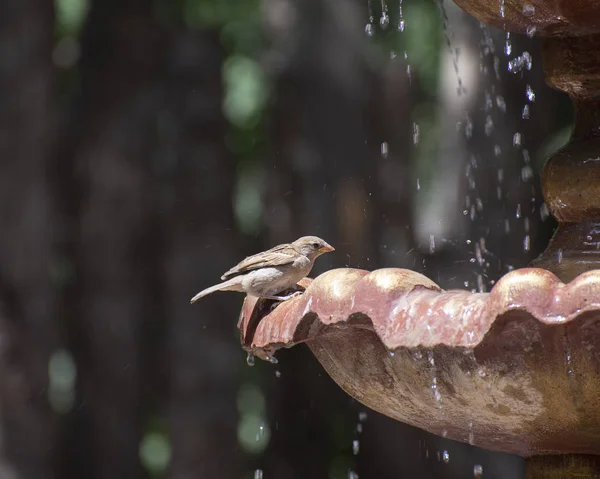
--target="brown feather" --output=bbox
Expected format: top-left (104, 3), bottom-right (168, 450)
top-left (220, 243), bottom-right (297, 280)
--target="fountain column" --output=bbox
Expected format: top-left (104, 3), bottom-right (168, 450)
top-left (534, 34), bottom-right (600, 281)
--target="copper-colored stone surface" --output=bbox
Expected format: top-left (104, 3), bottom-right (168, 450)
top-left (532, 222), bottom-right (600, 282)
top-left (452, 0), bottom-right (600, 36)
top-left (239, 268), bottom-right (600, 456)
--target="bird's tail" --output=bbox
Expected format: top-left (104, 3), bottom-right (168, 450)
top-left (190, 277), bottom-right (241, 304)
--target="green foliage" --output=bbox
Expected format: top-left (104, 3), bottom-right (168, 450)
top-left (140, 419), bottom-right (171, 477)
top-left (223, 56), bottom-right (269, 128)
top-left (365, 0), bottom-right (442, 91)
top-left (55, 0), bottom-right (88, 36)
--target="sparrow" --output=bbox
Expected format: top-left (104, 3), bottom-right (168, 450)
top-left (190, 236), bottom-right (334, 303)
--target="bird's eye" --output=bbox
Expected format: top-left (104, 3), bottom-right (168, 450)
top-left (312, 242), bottom-right (319, 248)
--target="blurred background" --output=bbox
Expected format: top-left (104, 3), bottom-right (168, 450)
top-left (1, 0), bottom-right (573, 477)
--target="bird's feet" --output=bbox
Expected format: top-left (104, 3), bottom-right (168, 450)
top-left (263, 291), bottom-right (303, 302)
top-left (264, 291), bottom-right (304, 311)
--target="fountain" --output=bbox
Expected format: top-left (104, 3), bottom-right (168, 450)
top-left (239, 1), bottom-right (600, 477)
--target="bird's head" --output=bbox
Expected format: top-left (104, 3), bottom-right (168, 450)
top-left (292, 236), bottom-right (335, 260)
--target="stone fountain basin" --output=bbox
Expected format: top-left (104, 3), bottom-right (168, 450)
top-left (238, 268), bottom-right (600, 457)
top-left (452, 0), bottom-right (600, 36)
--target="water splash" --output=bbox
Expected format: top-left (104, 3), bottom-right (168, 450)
top-left (508, 52), bottom-right (532, 73)
top-left (397, 0), bottom-right (405, 31)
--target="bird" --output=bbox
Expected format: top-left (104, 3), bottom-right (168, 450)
top-left (190, 236), bottom-right (334, 304)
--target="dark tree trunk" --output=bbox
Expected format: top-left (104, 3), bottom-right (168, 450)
top-left (0, 0), bottom-right (58, 477)
top-left (161, 31), bottom-right (242, 479)
top-left (62, 0), bottom-right (166, 477)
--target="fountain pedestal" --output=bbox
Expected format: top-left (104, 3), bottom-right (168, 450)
top-left (533, 34), bottom-right (600, 281)
top-left (237, 1), bottom-right (600, 478)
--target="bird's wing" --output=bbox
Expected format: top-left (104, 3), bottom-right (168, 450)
top-left (220, 243), bottom-right (297, 280)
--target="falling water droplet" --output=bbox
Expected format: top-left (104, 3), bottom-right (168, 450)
top-left (398, 1), bottom-right (406, 27)
top-left (540, 202), bottom-right (550, 220)
top-left (381, 141), bottom-right (389, 158)
top-left (523, 235), bottom-right (531, 252)
top-left (359, 411), bottom-right (368, 422)
top-left (416, 178), bottom-right (421, 190)
top-left (413, 123), bottom-right (420, 145)
top-left (349, 471), bottom-right (359, 479)
top-left (566, 350), bottom-right (574, 377)
top-left (352, 439), bottom-right (360, 455)
top-left (365, 23), bottom-right (375, 36)
top-left (522, 104), bottom-right (530, 119)
top-left (247, 353), bottom-right (255, 367)
top-left (380, 12), bottom-right (390, 29)
top-left (494, 145), bottom-right (502, 156)
top-left (557, 248), bottom-right (563, 263)
top-left (526, 25), bottom-right (537, 38)
top-left (526, 84), bottom-right (536, 102)
top-left (474, 464), bottom-right (484, 477)
top-left (275, 370), bottom-right (281, 378)
top-left (429, 234), bottom-right (436, 254)
top-left (513, 132), bottom-right (522, 146)
top-left (516, 203), bottom-right (522, 218)
top-left (504, 32), bottom-right (511, 56)
top-left (499, 0), bottom-right (506, 18)
top-left (266, 355), bottom-right (278, 364)
top-left (443, 450), bottom-right (450, 463)
top-left (254, 469), bottom-right (264, 479)
top-left (465, 118), bottom-right (473, 139)
top-left (496, 95), bottom-right (506, 112)
top-left (484, 115), bottom-right (494, 136)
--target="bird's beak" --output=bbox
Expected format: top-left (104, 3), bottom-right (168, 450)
top-left (319, 244), bottom-right (335, 253)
